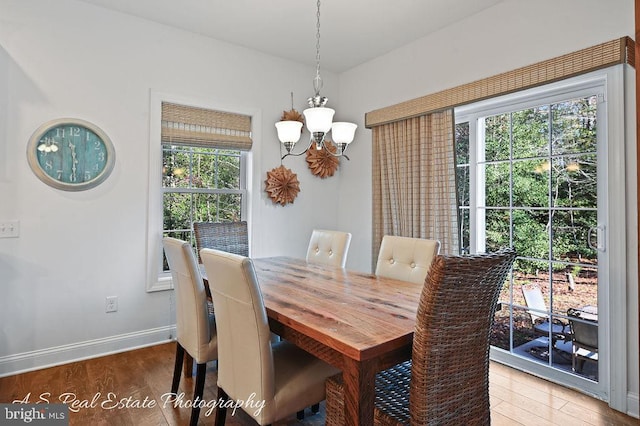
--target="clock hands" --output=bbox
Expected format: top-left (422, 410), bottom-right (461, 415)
top-left (68, 141), bottom-right (78, 182)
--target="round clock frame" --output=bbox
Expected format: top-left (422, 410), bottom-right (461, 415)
top-left (26, 118), bottom-right (115, 191)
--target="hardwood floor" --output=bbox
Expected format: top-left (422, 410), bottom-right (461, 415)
top-left (0, 342), bottom-right (636, 425)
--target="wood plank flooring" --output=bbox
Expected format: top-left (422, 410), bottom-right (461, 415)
top-left (0, 342), bottom-right (636, 425)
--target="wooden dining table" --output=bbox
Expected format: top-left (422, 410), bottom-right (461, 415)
top-left (202, 256), bottom-right (423, 426)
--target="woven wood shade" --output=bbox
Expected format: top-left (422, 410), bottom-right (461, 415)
top-left (161, 102), bottom-right (252, 150)
top-left (366, 37), bottom-right (635, 128)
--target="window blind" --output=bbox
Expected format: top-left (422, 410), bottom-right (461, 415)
top-left (366, 37), bottom-right (635, 128)
top-left (161, 102), bottom-right (252, 150)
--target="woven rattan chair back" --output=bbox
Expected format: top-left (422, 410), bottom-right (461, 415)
top-left (193, 221), bottom-right (248, 263)
top-left (325, 248), bottom-right (516, 425)
top-left (408, 248), bottom-right (516, 424)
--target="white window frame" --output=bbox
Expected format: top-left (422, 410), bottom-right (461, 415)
top-left (455, 66), bottom-right (629, 408)
top-left (146, 91), bottom-right (255, 292)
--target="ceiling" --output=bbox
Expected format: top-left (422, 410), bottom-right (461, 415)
top-left (76, 0), bottom-right (504, 73)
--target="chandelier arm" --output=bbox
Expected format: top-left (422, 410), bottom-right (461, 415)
top-left (325, 144), bottom-right (351, 161)
top-left (327, 152), bottom-right (350, 160)
top-left (280, 138), bottom-right (315, 160)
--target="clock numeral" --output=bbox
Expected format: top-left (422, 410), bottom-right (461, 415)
top-left (97, 151), bottom-right (105, 162)
top-left (56, 128), bottom-right (65, 138)
top-left (44, 160), bottom-right (53, 171)
top-left (69, 172), bottom-right (77, 182)
top-left (71, 127), bottom-right (81, 137)
top-left (57, 169), bottom-right (63, 179)
top-left (85, 171), bottom-right (92, 180)
top-left (94, 163), bottom-right (100, 171)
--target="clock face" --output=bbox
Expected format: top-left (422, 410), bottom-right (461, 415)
top-left (27, 118), bottom-right (115, 191)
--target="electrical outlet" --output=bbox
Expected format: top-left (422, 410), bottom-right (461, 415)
top-left (0, 221), bottom-right (19, 238)
top-left (105, 296), bottom-right (118, 313)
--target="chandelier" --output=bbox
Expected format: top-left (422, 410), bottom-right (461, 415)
top-left (275, 0), bottom-right (357, 160)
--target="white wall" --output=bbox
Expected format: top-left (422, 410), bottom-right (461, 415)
top-left (337, 0), bottom-right (637, 416)
top-left (0, 0), bottom-right (342, 373)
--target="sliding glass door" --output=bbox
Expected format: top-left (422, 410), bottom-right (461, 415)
top-left (455, 79), bottom-right (607, 396)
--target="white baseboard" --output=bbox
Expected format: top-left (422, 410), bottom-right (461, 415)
top-left (0, 326), bottom-right (176, 378)
top-left (627, 392), bottom-right (639, 419)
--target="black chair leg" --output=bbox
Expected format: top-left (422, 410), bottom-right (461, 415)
top-left (296, 410), bottom-right (305, 420)
top-left (190, 363), bottom-right (207, 426)
top-left (215, 387), bottom-right (228, 426)
top-left (311, 403), bottom-right (320, 414)
top-left (171, 343), bottom-right (185, 395)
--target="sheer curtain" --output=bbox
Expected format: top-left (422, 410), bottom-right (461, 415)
top-left (372, 109), bottom-right (459, 268)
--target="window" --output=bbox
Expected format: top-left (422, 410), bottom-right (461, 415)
top-left (146, 95), bottom-right (252, 291)
top-left (161, 144), bottom-right (245, 270)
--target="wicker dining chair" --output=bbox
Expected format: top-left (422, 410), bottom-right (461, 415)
top-left (325, 248), bottom-right (517, 425)
top-left (193, 221), bottom-right (249, 262)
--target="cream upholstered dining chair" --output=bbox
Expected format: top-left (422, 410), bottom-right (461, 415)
top-left (326, 249), bottom-right (517, 425)
top-left (162, 237), bottom-right (218, 426)
top-left (200, 248), bottom-right (340, 426)
top-left (375, 235), bottom-right (440, 284)
top-left (305, 229), bottom-right (352, 268)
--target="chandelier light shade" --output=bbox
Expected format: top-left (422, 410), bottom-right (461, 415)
top-left (331, 122), bottom-right (357, 145)
top-left (303, 107), bottom-right (334, 133)
top-left (275, 121), bottom-right (302, 143)
top-left (276, 0), bottom-right (357, 160)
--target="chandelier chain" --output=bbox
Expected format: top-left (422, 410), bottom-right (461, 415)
top-left (313, 0), bottom-right (322, 95)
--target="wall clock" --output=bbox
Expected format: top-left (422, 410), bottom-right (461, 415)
top-left (27, 118), bottom-right (115, 191)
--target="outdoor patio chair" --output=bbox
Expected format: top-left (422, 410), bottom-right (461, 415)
top-left (521, 285), bottom-right (569, 341)
top-left (567, 309), bottom-right (598, 375)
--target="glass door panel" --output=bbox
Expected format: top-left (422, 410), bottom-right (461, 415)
top-left (459, 94), bottom-right (602, 384)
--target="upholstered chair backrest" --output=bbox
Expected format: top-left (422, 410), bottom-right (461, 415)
top-left (375, 235), bottom-right (440, 284)
top-left (305, 229), bottom-right (352, 268)
top-left (200, 248), bottom-right (276, 409)
top-left (162, 237), bottom-right (213, 364)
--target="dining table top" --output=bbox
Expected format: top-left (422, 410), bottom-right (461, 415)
top-left (249, 256), bottom-right (423, 362)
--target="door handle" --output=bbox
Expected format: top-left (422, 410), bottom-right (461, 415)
top-left (588, 225), bottom-right (605, 252)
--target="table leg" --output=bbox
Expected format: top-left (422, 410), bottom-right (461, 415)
top-left (342, 357), bottom-right (375, 426)
top-left (183, 353), bottom-right (194, 377)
